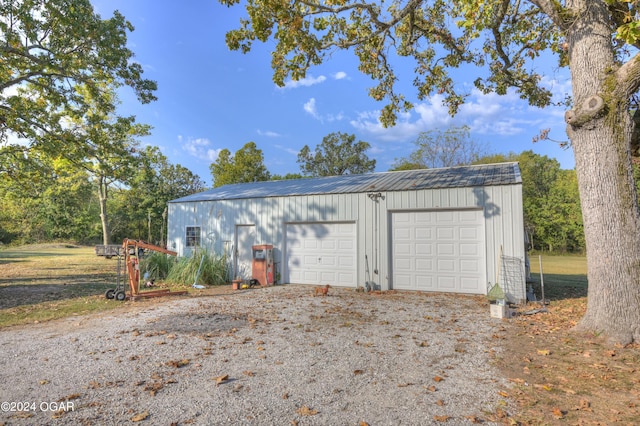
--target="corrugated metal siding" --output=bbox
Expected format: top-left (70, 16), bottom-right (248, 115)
top-left (167, 163), bottom-right (525, 302)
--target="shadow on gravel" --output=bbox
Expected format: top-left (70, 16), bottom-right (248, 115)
top-left (145, 312), bottom-right (248, 336)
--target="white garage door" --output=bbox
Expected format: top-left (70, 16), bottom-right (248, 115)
top-left (286, 222), bottom-right (356, 287)
top-left (391, 210), bottom-right (486, 294)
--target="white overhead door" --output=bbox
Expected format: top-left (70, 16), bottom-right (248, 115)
top-left (391, 210), bottom-right (486, 294)
top-left (286, 222), bottom-right (356, 287)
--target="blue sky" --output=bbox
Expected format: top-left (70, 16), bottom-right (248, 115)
top-left (92, 0), bottom-right (574, 187)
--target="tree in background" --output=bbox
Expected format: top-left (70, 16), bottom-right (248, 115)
top-left (0, 0), bottom-right (156, 160)
top-left (391, 126), bottom-right (485, 170)
top-left (210, 142), bottom-right (271, 187)
top-left (220, 0), bottom-right (640, 343)
top-left (271, 172), bottom-right (304, 181)
top-left (63, 86), bottom-right (150, 246)
top-left (297, 132), bottom-right (376, 177)
top-left (474, 151), bottom-right (584, 253)
top-left (0, 151), bottom-right (100, 244)
top-left (120, 146), bottom-right (205, 245)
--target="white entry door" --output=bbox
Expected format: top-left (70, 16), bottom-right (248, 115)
top-left (235, 225), bottom-right (255, 280)
top-left (391, 210), bottom-right (486, 294)
top-left (286, 222), bottom-right (356, 287)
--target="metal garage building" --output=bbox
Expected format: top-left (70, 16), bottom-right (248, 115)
top-left (167, 162), bottom-right (526, 302)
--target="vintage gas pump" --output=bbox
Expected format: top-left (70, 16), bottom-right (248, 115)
top-left (252, 244), bottom-right (274, 286)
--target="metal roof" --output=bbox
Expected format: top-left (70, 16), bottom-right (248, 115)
top-left (170, 162), bottom-right (522, 203)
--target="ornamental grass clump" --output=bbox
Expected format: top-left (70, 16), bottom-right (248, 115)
top-left (166, 249), bottom-right (229, 286)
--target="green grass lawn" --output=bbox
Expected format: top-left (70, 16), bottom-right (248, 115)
top-left (0, 245), bottom-right (589, 328)
top-left (0, 244), bottom-right (128, 327)
top-left (528, 253), bottom-right (588, 300)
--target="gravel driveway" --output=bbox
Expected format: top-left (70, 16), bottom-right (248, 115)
top-left (0, 286), bottom-right (510, 425)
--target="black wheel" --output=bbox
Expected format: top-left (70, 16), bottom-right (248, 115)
top-left (105, 289), bottom-right (115, 300)
top-left (115, 291), bottom-right (126, 301)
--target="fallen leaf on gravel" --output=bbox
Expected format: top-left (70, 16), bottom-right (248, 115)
top-left (58, 393), bottom-right (80, 401)
top-left (360, 422), bottom-right (370, 426)
top-left (144, 381), bottom-right (163, 396)
top-left (552, 407), bottom-right (565, 419)
top-left (495, 408), bottom-right (508, 418)
top-left (464, 415), bottom-right (482, 424)
top-left (436, 399), bottom-right (445, 406)
top-left (433, 415), bottom-right (450, 422)
top-left (243, 370), bottom-right (255, 377)
top-left (498, 391), bottom-right (509, 397)
top-left (353, 369), bottom-right (364, 375)
top-left (39, 379), bottom-right (49, 385)
top-left (296, 405), bottom-right (318, 416)
top-left (537, 349), bottom-right (551, 356)
top-left (166, 359), bottom-right (190, 368)
top-left (214, 374), bottom-right (229, 385)
top-left (397, 382), bottom-right (413, 387)
top-left (51, 409), bottom-right (66, 419)
top-left (425, 385), bottom-right (437, 392)
top-left (131, 411), bottom-right (149, 422)
top-left (282, 392), bottom-right (289, 399)
top-left (433, 376), bottom-right (444, 382)
top-left (577, 399), bottom-right (592, 411)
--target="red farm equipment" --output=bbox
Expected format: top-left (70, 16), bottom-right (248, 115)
top-left (105, 239), bottom-right (187, 301)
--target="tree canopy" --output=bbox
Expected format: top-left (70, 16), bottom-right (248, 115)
top-left (297, 132), bottom-right (376, 176)
top-left (220, 0), bottom-right (640, 344)
top-left (210, 142), bottom-right (271, 187)
top-left (0, 0), bottom-right (156, 156)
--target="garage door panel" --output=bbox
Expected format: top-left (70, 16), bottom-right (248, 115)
top-left (395, 228), bottom-right (411, 239)
top-left (438, 259), bottom-right (456, 272)
top-left (436, 227), bottom-right (455, 240)
top-left (437, 276), bottom-right (456, 290)
top-left (395, 258), bottom-right (412, 270)
top-left (415, 258), bottom-right (433, 271)
top-left (459, 227), bottom-right (480, 240)
top-left (460, 259), bottom-right (480, 272)
top-left (416, 275), bottom-right (434, 290)
top-left (460, 243), bottom-right (480, 256)
top-left (392, 210), bottom-right (485, 294)
top-left (437, 243), bottom-right (456, 256)
top-left (460, 277), bottom-right (481, 291)
top-left (287, 222), bottom-right (356, 287)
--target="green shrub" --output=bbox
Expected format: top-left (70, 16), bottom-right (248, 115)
top-left (166, 249), bottom-right (230, 286)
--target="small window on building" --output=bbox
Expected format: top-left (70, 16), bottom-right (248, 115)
top-left (186, 226), bottom-right (201, 247)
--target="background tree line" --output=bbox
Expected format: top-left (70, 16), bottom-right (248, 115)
top-left (4, 123), bottom-right (631, 254)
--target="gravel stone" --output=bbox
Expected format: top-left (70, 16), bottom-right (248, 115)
top-left (0, 286), bottom-right (510, 425)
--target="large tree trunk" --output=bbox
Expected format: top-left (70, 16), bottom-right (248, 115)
top-left (566, 1), bottom-right (640, 344)
top-left (98, 175), bottom-right (111, 246)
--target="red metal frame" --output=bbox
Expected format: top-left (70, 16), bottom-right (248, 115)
top-left (121, 239), bottom-right (187, 300)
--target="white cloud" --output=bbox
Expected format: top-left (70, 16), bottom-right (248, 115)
top-left (350, 88), bottom-right (566, 143)
top-left (333, 71), bottom-right (347, 80)
top-left (274, 144), bottom-right (299, 155)
top-left (280, 75), bottom-right (327, 89)
top-left (303, 98), bottom-right (345, 123)
top-left (180, 135), bottom-right (221, 162)
top-left (257, 129), bottom-right (282, 138)
top-left (303, 98), bottom-right (320, 119)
